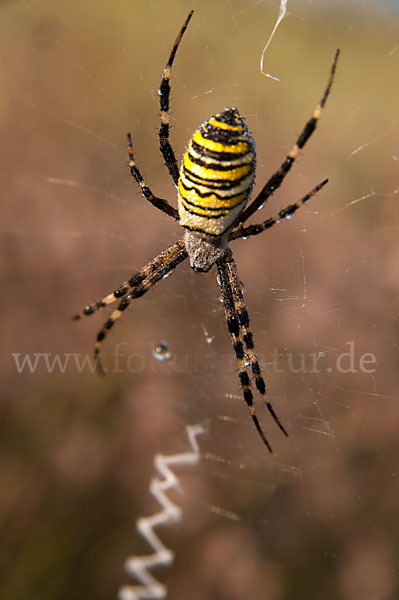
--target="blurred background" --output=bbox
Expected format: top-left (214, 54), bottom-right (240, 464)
top-left (1, 0), bottom-right (398, 598)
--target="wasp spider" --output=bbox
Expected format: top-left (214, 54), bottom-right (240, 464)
top-left (74, 11), bottom-right (339, 451)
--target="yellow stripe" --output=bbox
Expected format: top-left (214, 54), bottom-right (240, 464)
top-left (178, 181), bottom-right (246, 211)
top-left (192, 130), bottom-right (248, 154)
top-left (208, 117), bottom-right (244, 131)
top-left (181, 196), bottom-right (246, 217)
top-left (183, 154), bottom-right (251, 181)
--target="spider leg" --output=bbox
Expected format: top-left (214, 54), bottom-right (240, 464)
top-left (158, 10), bottom-right (194, 185)
top-left (216, 252), bottom-right (273, 452)
top-left (127, 133), bottom-right (179, 220)
top-left (236, 49), bottom-right (340, 226)
top-left (72, 241), bottom-right (185, 319)
top-left (92, 241), bottom-right (187, 373)
top-left (225, 251), bottom-right (288, 438)
top-left (230, 179), bottom-right (328, 241)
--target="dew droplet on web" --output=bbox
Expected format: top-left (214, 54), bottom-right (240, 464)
top-left (201, 323), bottom-right (214, 344)
top-left (153, 341), bottom-right (171, 361)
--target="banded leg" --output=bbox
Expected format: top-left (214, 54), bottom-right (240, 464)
top-left (158, 10), bottom-right (194, 185)
top-left (236, 49), bottom-right (340, 226)
top-left (225, 250), bottom-right (288, 438)
top-left (73, 241), bottom-right (185, 319)
top-left (94, 242), bottom-right (188, 373)
top-left (127, 133), bottom-right (179, 220)
top-left (230, 179), bottom-right (328, 241)
top-left (216, 254), bottom-right (273, 452)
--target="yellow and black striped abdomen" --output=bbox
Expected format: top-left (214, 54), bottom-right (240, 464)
top-left (178, 108), bottom-right (255, 236)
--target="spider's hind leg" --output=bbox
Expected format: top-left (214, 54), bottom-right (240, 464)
top-left (225, 252), bottom-right (288, 438)
top-left (217, 251), bottom-right (274, 452)
top-left (75, 241), bottom-right (187, 374)
top-left (93, 282), bottom-right (151, 375)
top-left (72, 240), bottom-right (188, 320)
top-left (73, 272), bottom-right (146, 320)
top-left (93, 241), bottom-right (187, 373)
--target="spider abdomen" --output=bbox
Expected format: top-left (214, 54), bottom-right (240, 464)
top-left (178, 107), bottom-right (255, 236)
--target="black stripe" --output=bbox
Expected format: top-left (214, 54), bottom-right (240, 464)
top-left (105, 318), bottom-right (114, 330)
top-left (182, 166), bottom-right (252, 189)
top-left (243, 332), bottom-right (254, 349)
top-left (227, 315), bottom-right (240, 336)
top-left (255, 377), bottom-right (266, 395)
top-left (159, 79), bottom-right (170, 112)
top-left (233, 341), bottom-right (245, 359)
top-left (251, 361), bottom-right (261, 376)
top-left (180, 198), bottom-right (228, 219)
top-left (239, 371), bottom-right (250, 386)
top-left (243, 388), bottom-right (252, 405)
top-left (238, 309), bottom-right (249, 327)
top-left (191, 141), bottom-right (251, 162)
top-left (297, 118), bottom-right (317, 149)
top-left (179, 178), bottom-right (248, 202)
top-left (180, 195), bottom-right (228, 215)
top-left (187, 150), bottom-right (254, 171)
top-left (159, 122), bottom-right (169, 138)
top-left (201, 123), bottom-right (248, 144)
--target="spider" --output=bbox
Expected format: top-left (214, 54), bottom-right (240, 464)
top-left (73, 11), bottom-right (339, 451)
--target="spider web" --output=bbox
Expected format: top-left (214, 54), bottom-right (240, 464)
top-left (1, 1), bottom-right (398, 599)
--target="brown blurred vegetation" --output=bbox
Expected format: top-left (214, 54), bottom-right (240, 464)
top-left (0, 0), bottom-right (398, 599)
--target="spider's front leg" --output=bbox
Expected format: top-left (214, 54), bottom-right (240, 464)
top-left (236, 49), bottom-right (339, 226)
top-left (158, 10), bottom-right (194, 185)
top-left (127, 11), bottom-right (194, 216)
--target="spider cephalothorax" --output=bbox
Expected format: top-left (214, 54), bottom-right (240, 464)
top-left (73, 11), bottom-right (339, 451)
